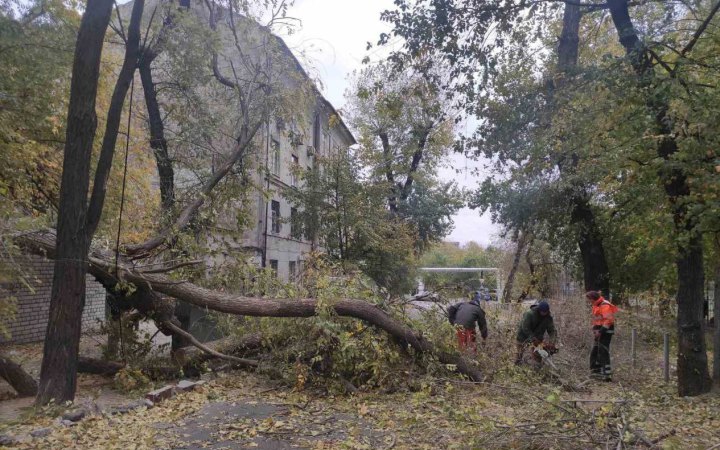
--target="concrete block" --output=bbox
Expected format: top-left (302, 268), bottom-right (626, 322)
top-left (145, 385), bottom-right (175, 403)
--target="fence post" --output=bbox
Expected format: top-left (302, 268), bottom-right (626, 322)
top-left (663, 333), bottom-right (670, 383)
top-left (631, 328), bottom-right (637, 369)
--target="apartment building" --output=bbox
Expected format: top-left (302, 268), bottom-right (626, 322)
top-left (126, 0), bottom-right (357, 283)
top-left (256, 99), bottom-right (355, 281)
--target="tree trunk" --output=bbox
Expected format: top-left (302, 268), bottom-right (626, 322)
top-left (85, 0), bottom-right (145, 236)
top-left (0, 354), bottom-right (38, 397)
top-left (675, 234), bottom-right (710, 395)
top-left (139, 56), bottom-right (174, 212)
top-left (503, 229), bottom-right (527, 303)
top-left (77, 357), bottom-right (125, 376)
top-left (572, 196), bottom-right (611, 295)
top-left (714, 263), bottom-right (720, 388)
top-left (36, 0), bottom-right (115, 405)
top-left (557, 2), bottom-right (581, 71)
top-left (607, 0), bottom-right (711, 396)
top-left (556, 1), bottom-right (611, 296)
top-left (518, 239), bottom-right (538, 301)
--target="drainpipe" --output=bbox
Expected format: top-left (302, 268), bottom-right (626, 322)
top-left (262, 119), bottom-right (270, 267)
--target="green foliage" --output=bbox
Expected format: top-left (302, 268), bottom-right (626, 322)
top-left (346, 61), bottom-right (463, 251)
top-left (285, 149), bottom-right (418, 297)
top-left (0, 0), bottom-right (78, 216)
top-left (213, 256), bottom-right (432, 391)
top-left (382, 0), bottom-right (720, 301)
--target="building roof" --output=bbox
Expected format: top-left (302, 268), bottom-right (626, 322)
top-left (269, 33), bottom-right (356, 146)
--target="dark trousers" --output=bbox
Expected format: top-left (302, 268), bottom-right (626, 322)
top-left (590, 331), bottom-right (613, 375)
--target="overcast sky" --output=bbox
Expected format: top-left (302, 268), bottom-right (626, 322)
top-left (278, 0), bottom-right (500, 246)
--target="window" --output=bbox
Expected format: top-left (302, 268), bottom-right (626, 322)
top-left (271, 139), bottom-right (280, 174)
top-left (271, 200), bottom-right (281, 234)
top-left (289, 261), bottom-right (296, 281)
top-left (290, 207), bottom-right (302, 240)
top-left (291, 154), bottom-right (299, 186)
top-left (269, 259), bottom-right (278, 275)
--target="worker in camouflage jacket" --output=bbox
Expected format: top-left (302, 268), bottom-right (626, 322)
top-left (515, 301), bottom-right (558, 365)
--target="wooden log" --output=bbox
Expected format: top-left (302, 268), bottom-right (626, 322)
top-left (77, 357), bottom-right (125, 376)
top-left (0, 354), bottom-right (38, 397)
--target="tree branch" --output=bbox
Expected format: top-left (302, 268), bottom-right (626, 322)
top-left (85, 0), bottom-right (145, 238)
top-left (162, 321), bottom-right (259, 368)
top-left (678, 0), bottom-right (720, 58)
top-left (126, 119), bottom-right (265, 256)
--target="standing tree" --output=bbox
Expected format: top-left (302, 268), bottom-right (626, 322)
top-left (346, 62), bottom-right (462, 250)
top-left (36, 0), bottom-right (146, 405)
top-left (603, 0), bottom-right (718, 396)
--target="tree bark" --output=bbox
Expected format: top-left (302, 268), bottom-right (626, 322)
top-left (379, 131), bottom-right (398, 213)
top-left (518, 238), bottom-right (538, 301)
top-left (503, 229), bottom-right (527, 303)
top-left (557, 2), bottom-right (581, 71)
top-left (139, 54), bottom-right (175, 212)
top-left (714, 263), bottom-right (720, 388)
top-left (36, 0), bottom-right (115, 406)
top-left (571, 195), bottom-right (611, 295)
top-left (77, 357), bottom-right (125, 376)
top-left (607, 0), bottom-right (711, 396)
top-left (85, 0), bottom-right (145, 236)
top-left (0, 354), bottom-right (38, 397)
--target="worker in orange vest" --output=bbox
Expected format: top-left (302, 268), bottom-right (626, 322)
top-left (587, 291), bottom-right (618, 381)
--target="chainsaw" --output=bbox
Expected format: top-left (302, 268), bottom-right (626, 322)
top-left (533, 343), bottom-right (559, 370)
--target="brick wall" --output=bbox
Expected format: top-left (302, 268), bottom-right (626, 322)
top-left (0, 255), bottom-right (106, 344)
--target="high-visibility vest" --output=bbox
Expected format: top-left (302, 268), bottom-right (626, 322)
top-left (592, 297), bottom-right (618, 328)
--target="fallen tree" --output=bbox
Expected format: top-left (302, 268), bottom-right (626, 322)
top-left (0, 354), bottom-right (38, 397)
top-left (18, 229), bottom-right (483, 382)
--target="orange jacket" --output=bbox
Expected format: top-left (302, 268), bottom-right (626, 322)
top-left (592, 297), bottom-right (618, 329)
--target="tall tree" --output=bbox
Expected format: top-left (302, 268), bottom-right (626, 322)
top-left (380, 0), bottom-right (612, 294)
top-left (36, 0), bottom-right (145, 404)
top-left (604, 0), bottom-right (716, 396)
top-left (346, 62), bottom-right (462, 250)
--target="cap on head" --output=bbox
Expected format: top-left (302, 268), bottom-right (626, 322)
top-left (586, 291), bottom-right (601, 301)
top-left (536, 301), bottom-right (550, 313)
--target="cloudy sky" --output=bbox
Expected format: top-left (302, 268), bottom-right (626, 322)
top-left (277, 0), bottom-right (500, 246)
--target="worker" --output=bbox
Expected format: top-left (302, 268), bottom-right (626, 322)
top-left (448, 296), bottom-right (488, 352)
top-left (515, 300), bottom-right (557, 365)
top-left (472, 290), bottom-right (484, 303)
top-left (587, 290), bottom-right (618, 381)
